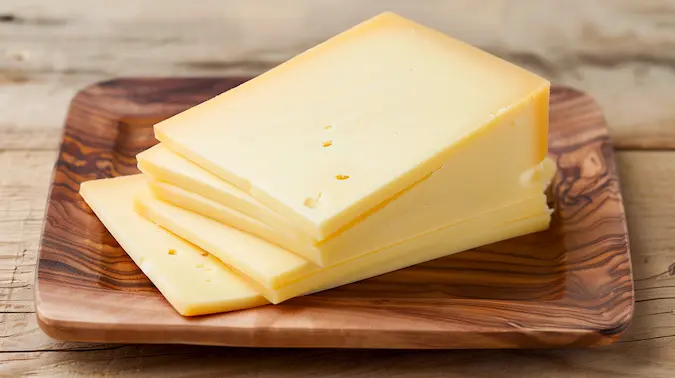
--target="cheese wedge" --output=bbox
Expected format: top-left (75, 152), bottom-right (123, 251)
top-left (139, 145), bottom-right (555, 266)
top-left (135, 187), bottom-right (551, 300)
top-left (153, 12), bottom-right (550, 245)
top-left (79, 175), bottom-right (267, 315)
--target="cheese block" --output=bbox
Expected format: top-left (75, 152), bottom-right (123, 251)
top-left (79, 175), bottom-right (267, 315)
top-left (135, 188), bottom-right (551, 300)
top-left (153, 12), bottom-right (550, 245)
top-left (139, 144), bottom-right (555, 266)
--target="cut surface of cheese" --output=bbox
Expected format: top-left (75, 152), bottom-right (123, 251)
top-left (146, 178), bottom-right (320, 263)
top-left (135, 187), bottom-right (551, 301)
top-left (148, 163), bottom-right (553, 268)
top-left (140, 143), bottom-right (556, 266)
top-left (137, 144), bottom-right (300, 239)
top-left (153, 11), bottom-right (550, 242)
top-left (79, 175), bottom-right (267, 316)
top-left (135, 188), bottom-right (317, 289)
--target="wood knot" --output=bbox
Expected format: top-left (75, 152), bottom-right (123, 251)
top-left (0, 14), bottom-right (17, 23)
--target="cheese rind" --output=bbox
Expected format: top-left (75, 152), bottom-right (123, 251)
top-left (154, 11), bottom-right (550, 241)
top-left (79, 175), bottom-right (267, 316)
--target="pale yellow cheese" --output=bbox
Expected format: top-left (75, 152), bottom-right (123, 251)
top-left (135, 186), bottom-right (316, 289)
top-left (147, 178), bottom-right (318, 259)
top-left (153, 12), bottom-right (550, 243)
top-left (139, 144), bottom-right (555, 266)
top-left (256, 213), bottom-right (550, 303)
top-left (135, 187), bottom-right (551, 300)
top-left (79, 175), bottom-right (267, 316)
top-left (137, 144), bottom-right (300, 239)
top-left (147, 160), bottom-right (553, 264)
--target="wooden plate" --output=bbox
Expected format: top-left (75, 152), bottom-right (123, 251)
top-left (35, 79), bottom-right (634, 349)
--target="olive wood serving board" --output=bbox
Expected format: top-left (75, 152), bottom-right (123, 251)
top-left (35, 79), bottom-right (634, 349)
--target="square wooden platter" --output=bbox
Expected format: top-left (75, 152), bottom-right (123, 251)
top-left (35, 78), bottom-right (634, 349)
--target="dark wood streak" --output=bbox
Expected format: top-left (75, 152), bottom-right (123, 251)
top-left (35, 79), bottom-right (633, 349)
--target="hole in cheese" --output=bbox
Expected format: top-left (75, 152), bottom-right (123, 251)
top-left (304, 192), bottom-right (323, 208)
top-left (168, 249), bottom-right (176, 255)
top-left (335, 174), bottom-right (350, 180)
top-left (201, 252), bottom-right (209, 257)
top-left (322, 140), bottom-right (333, 147)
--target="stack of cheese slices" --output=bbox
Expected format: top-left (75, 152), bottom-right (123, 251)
top-left (80, 12), bottom-right (556, 316)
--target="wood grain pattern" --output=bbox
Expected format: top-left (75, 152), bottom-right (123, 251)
top-left (34, 79), bottom-right (633, 349)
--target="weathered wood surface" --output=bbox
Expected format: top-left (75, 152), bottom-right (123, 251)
top-left (3, 0), bottom-right (675, 149)
top-left (1, 0), bottom-right (674, 376)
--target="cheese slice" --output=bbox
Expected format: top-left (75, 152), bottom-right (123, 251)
top-left (135, 186), bottom-right (316, 289)
top-left (256, 213), bottom-right (550, 303)
top-left (153, 12), bottom-right (550, 243)
top-left (147, 178), bottom-right (316, 257)
top-left (79, 175), bottom-right (267, 316)
top-left (135, 186), bottom-right (551, 299)
top-left (139, 144), bottom-right (555, 266)
top-left (137, 144), bottom-right (299, 239)
top-left (147, 164), bottom-right (553, 266)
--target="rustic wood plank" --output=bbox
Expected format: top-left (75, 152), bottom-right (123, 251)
top-left (616, 152), bottom-right (675, 344)
top-left (0, 150), bottom-right (56, 313)
top-left (0, 313), bottom-right (110, 352)
top-left (1, 339), bottom-right (675, 378)
top-left (0, 130), bottom-right (61, 151)
top-left (2, 0), bottom-right (675, 148)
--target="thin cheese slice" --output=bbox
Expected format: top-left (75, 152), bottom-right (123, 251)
top-left (147, 178), bottom-right (316, 257)
top-left (137, 144), bottom-right (299, 238)
top-left (154, 12), bottom-right (550, 242)
top-left (258, 213), bottom-right (550, 303)
top-left (135, 186), bottom-right (551, 299)
top-left (135, 186), bottom-right (316, 290)
top-left (139, 144), bottom-right (555, 266)
top-left (147, 171), bottom-right (553, 267)
top-left (79, 175), bottom-right (267, 316)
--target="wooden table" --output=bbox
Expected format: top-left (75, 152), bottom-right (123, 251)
top-left (1, 1), bottom-right (674, 376)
